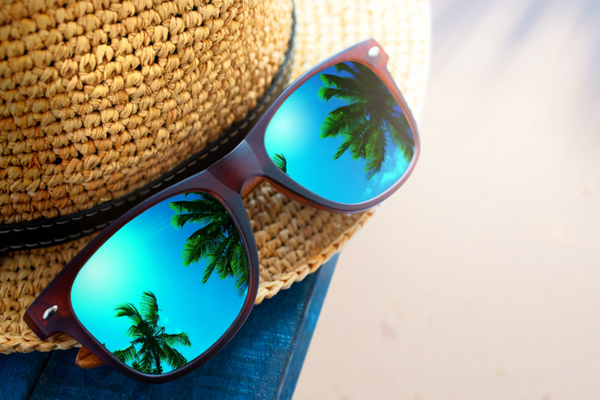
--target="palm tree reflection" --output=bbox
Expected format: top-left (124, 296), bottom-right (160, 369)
top-left (318, 62), bottom-right (414, 179)
top-left (273, 153), bottom-right (288, 174)
top-left (112, 291), bottom-right (191, 375)
top-left (170, 193), bottom-right (249, 296)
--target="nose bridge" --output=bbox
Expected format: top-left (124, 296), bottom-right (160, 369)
top-left (208, 140), bottom-right (264, 194)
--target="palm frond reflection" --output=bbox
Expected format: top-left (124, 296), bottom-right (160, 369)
top-left (170, 192), bottom-right (249, 297)
top-left (318, 62), bottom-right (413, 179)
top-left (112, 291), bottom-right (191, 375)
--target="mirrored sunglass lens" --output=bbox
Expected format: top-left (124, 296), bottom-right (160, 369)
top-left (71, 192), bottom-right (249, 375)
top-left (264, 61), bottom-right (415, 204)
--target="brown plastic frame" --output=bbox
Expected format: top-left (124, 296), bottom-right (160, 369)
top-left (23, 38), bottom-right (421, 384)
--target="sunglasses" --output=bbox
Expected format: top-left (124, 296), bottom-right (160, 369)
top-left (23, 39), bottom-right (421, 383)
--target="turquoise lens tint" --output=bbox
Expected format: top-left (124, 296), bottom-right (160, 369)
top-left (71, 192), bottom-right (249, 375)
top-left (265, 61), bottom-right (414, 204)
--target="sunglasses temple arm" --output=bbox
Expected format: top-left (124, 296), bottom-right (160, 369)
top-left (76, 346), bottom-right (106, 369)
top-left (240, 176), bottom-right (264, 198)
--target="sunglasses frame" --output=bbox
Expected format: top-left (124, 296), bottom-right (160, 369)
top-left (23, 38), bottom-right (421, 383)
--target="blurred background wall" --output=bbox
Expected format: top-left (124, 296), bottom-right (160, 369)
top-left (295, 0), bottom-right (600, 398)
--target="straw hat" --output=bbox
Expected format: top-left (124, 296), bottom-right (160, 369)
top-left (0, 0), bottom-right (429, 354)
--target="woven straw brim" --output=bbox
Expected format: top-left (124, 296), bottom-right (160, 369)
top-left (0, 0), bottom-right (429, 353)
top-left (0, 0), bottom-right (293, 223)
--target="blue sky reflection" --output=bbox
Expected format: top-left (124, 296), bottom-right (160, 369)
top-left (264, 62), bottom-right (413, 204)
top-left (71, 193), bottom-right (247, 374)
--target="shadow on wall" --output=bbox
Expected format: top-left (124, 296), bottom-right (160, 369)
top-left (432, 0), bottom-right (600, 115)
